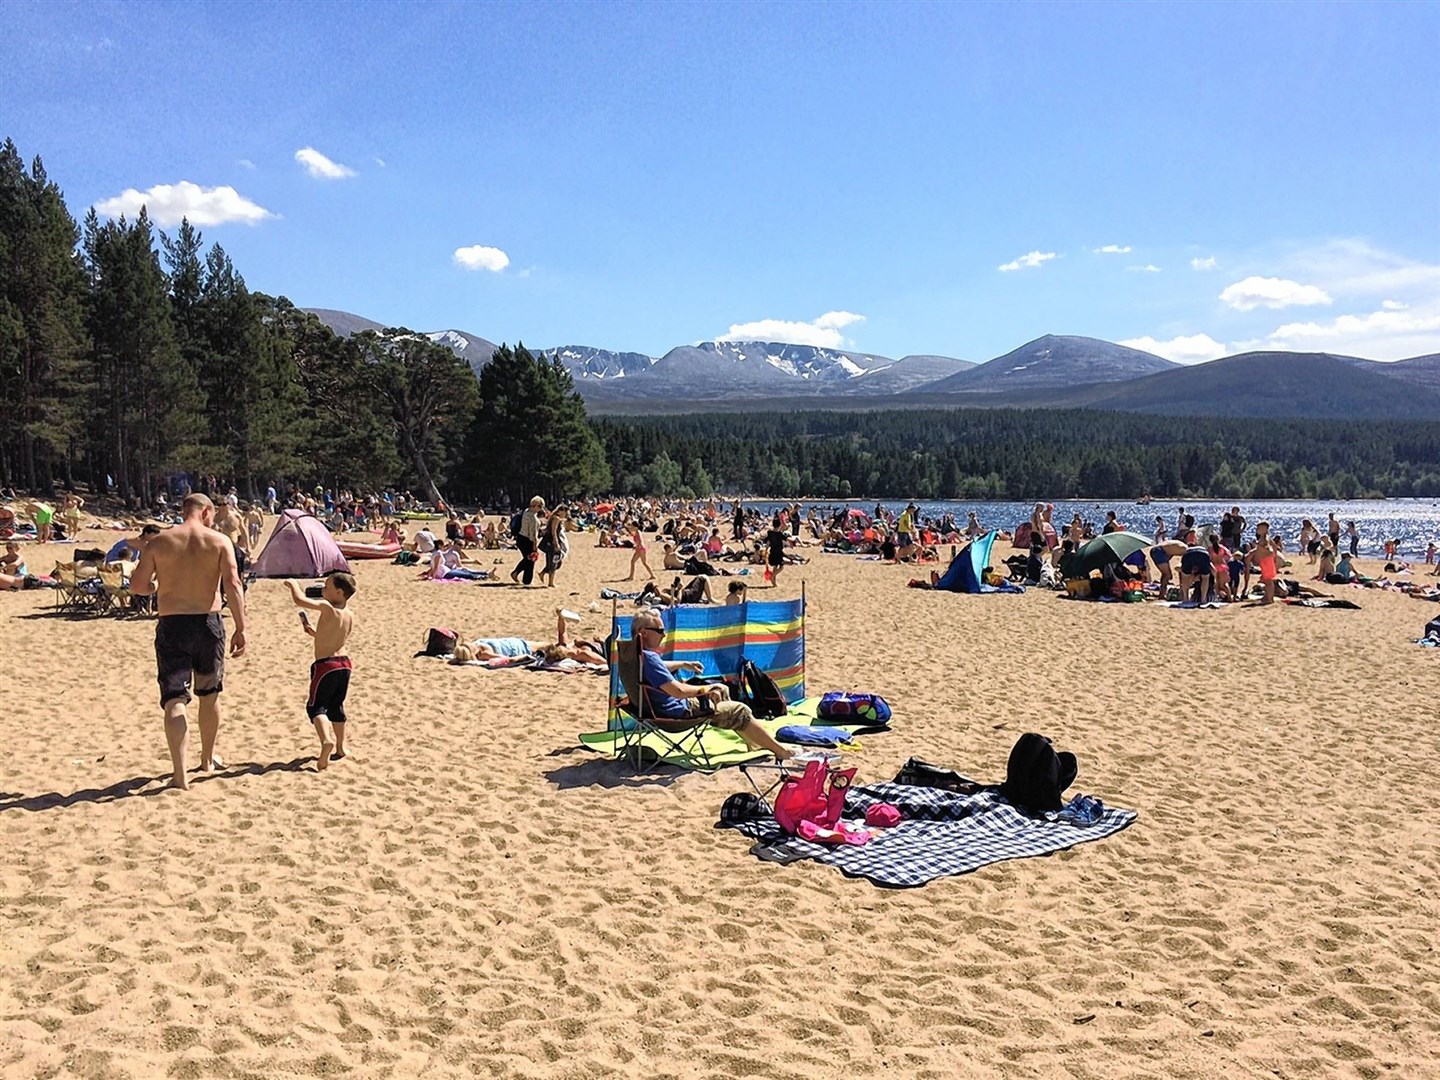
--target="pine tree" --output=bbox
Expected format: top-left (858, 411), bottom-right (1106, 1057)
top-left (83, 207), bottom-right (206, 501)
top-left (266, 296), bottom-right (401, 489)
top-left (0, 142), bottom-right (89, 489)
top-left (356, 328), bottom-right (478, 503)
top-left (467, 344), bottom-right (610, 506)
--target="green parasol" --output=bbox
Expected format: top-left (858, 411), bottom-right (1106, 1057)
top-left (1074, 531), bottom-right (1155, 576)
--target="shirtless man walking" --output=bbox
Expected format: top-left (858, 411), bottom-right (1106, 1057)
top-left (131, 494), bottom-right (247, 790)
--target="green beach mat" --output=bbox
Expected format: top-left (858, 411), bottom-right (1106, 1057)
top-left (578, 698), bottom-right (872, 772)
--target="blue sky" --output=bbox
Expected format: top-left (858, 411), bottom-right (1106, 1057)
top-left (4, 0), bottom-right (1438, 362)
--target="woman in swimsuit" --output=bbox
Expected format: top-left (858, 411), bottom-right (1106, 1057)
top-left (624, 522), bottom-right (654, 581)
top-left (1207, 534), bottom-right (1232, 601)
top-left (1249, 535), bottom-right (1282, 605)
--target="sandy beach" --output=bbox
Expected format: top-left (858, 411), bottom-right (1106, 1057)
top-left (3, 526), bottom-right (1438, 1079)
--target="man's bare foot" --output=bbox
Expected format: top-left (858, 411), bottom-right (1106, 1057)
top-left (168, 774), bottom-right (190, 791)
top-left (317, 737), bottom-right (335, 771)
top-left (197, 754), bottom-right (223, 773)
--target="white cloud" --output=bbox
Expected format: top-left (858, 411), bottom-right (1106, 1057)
top-left (93, 181), bottom-right (274, 227)
top-left (998, 250), bottom-right (1057, 272)
top-left (236, 158), bottom-right (255, 171)
top-left (1263, 303), bottom-right (1440, 360)
top-left (294, 147), bottom-right (356, 180)
top-left (452, 245), bottom-right (510, 272)
top-left (374, 157), bottom-right (386, 168)
top-left (1289, 238), bottom-right (1440, 296)
top-left (1220, 276), bottom-right (1332, 311)
top-left (1119, 333), bottom-right (1227, 364)
top-left (1128, 264), bottom-right (1162, 273)
top-left (717, 311), bottom-right (866, 348)
top-left (1094, 244), bottom-right (1131, 254)
top-left (1382, 299), bottom-right (1407, 311)
top-left (1190, 256), bottom-right (1217, 271)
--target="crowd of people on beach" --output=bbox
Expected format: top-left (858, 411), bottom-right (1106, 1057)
top-left (5, 481), bottom-right (1440, 788)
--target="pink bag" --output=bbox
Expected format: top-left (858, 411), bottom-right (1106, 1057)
top-left (773, 759), bottom-right (855, 834)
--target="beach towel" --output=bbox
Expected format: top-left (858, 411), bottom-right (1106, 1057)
top-left (578, 698), bottom-right (878, 771)
top-left (722, 781), bottom-right (1136, 887)
top-left (1285, 597), bottom-right (1362, 610)
top-left (775, 724), bottom-right (860, 747)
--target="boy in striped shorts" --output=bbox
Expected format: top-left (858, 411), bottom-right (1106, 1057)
top-left (287, 573), bottom-right (357, 770)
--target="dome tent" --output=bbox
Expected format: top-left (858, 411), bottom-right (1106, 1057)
top-left (251, 509), bottom-right (352, 578)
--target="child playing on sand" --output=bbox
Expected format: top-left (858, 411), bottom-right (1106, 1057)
top-left (287, 573), bottom-right (357, 770)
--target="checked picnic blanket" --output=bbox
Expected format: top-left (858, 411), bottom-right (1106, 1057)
top-left (722, 781), bottom-right (1137, 888)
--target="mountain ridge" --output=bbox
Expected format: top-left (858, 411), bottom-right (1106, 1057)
top-left (299, 309), bottom-right (1438, 421)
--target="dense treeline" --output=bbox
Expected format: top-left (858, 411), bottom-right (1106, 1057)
top-left (6, 137), bottom-right (1435, 507)
top-left (0, 139), bottom-right (607, 507)
top-left (592, 410), bottom-right (1440, 500)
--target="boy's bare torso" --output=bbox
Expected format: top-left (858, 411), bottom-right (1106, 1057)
top-left (312, 603), bottom-right (354, 659)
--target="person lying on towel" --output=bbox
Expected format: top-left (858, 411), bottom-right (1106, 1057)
top-left (631, 608), bottom-right (793, 761)
top-left (463, 609), bottom-right (607, 665)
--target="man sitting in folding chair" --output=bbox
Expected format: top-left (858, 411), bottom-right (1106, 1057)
top-left (631, 608), bottom-right (794, 761)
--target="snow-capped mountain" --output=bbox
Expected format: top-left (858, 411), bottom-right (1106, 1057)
top-left (424, 330), bottom-right (498, 374)
top-left (297, 309), bottom-right (1440, 418)
top-left (539, 346), bottom-right (657, 380)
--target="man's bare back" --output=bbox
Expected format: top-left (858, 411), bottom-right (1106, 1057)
top-left (134, 520), bottom-right (242, 621)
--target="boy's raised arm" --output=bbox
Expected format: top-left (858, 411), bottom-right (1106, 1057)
top-left (286, 579), bottom-right (326, 610)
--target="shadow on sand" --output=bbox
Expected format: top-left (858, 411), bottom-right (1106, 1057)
top-left (0, 756), bottom-right (316, 814)
top-left (542, 745), bottom-right (681, 791)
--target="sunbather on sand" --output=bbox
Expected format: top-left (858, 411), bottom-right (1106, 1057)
top-left (464, 610), bottom-right (607, 665)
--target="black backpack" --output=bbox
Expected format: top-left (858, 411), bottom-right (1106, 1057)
top-left (740, 658), bottom-right (788, 719)
top-left (999, 733), bottom-right (1078, 813)
top-left (509, 511), bottom-right (524, 536)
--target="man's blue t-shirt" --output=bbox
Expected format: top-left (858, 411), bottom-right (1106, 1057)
top-left (640, 649), bottom-right (689, 718)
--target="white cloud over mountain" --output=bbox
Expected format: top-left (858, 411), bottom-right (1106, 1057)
top-left (294, 147), bottom-right (356, 180)
top-left (1119, 333), bottom-right (1227, 364)
top-left (1263, 302), bottom-right (1440, 360)
top-left (717, 311), bottom-right (865, 348)
top-left (1094, 244), bottom-right (1131, 254)
top-left (1220, 276), bottom-right (1332, 311)
top-left (93, 181), bottom-right (273, 227)
top-left (998, 250), bottom-right (1056, 272)
top-left (452, 245), bottom-right (510, 272)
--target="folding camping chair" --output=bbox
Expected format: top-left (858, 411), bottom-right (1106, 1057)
top-left (53, 564), bottom-right (103, 615)
top-left (610, 635), bottom-right (718, 771)
top-left (96, 566), bottom-right (132, 617)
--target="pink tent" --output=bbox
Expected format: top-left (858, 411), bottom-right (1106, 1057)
top-left (251, 510), bottom-right (352, 578)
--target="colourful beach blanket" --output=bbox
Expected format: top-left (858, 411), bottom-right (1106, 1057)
top-left (578, 697), bottom-right (881, 771)
top-left (723, 781), bottom-right (1137, 887)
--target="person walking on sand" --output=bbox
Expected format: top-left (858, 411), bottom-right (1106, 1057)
top-left (129, 494), bottom-right (247, 790)
top-left (765, 514), bottom-right (788, 588)
top-left (511, 496), bottom-right (545, 586)
top-left (287, 573), bottom-right (356, 770)
top-left (539, 505), bottom-right (570, 587)
top-left (623, 521), bottom-right (654, 581)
